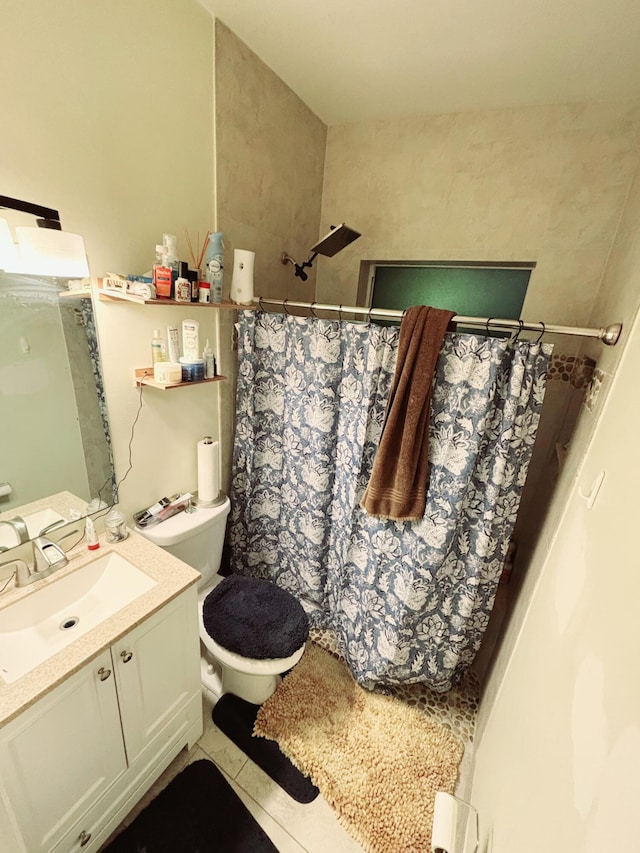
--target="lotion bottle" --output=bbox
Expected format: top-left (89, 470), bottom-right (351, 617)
top-left (85, 516), bottom-right (100, 551)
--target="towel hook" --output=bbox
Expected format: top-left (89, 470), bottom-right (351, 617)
top-left (535, 321), bottom-right (546, 344)
top-left (283, 299), bottom-right (291, 316)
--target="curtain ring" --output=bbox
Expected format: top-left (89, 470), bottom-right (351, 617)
top-left (338, 304), bottom-right (343, 321)
top-left (535, 321), bottom-right (546, 344)
top-left (258, 296), bottom-right (265, 313)
top-left (310, 301), bottom-right (318, 319)
top-left (283, 299), bottom-right (291, 316)
top-left (367, 305), bottom-right (374, 324)
top-left (511, 319), bottom-right (524, 341)
top-left (485, 317), bottom-right (494, 336)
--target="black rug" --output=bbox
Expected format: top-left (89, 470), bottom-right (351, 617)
top-left (213, 693), bottom-right (319, 804)
top-left (104, 759), bottom-right (278, 852)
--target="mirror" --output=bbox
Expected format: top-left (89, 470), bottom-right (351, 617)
top-left (0, 272), bottom-right (114, 548)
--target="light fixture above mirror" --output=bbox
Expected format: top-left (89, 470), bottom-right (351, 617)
top-left (0, 195), bottom-right (89, 279)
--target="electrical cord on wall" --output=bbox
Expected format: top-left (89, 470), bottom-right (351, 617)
top-left (92, 380), bottom-right (147, 523)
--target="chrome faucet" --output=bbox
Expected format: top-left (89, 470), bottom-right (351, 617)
top-left (0, 536), bottom-right (68, 589)
top-left (0, 515), bottom-right (29, 547)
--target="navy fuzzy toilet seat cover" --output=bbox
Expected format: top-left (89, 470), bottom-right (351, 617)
top-left (203, 575), bottom-right (309, 659)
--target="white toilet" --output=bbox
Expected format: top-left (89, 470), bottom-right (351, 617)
top-left (135, 497), bottom-right (306, 705)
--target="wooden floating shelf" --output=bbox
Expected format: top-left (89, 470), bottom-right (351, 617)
top-left (99, 287), bottom-right (242, 309)
top-left (134, 367), bottom-right (227, 390)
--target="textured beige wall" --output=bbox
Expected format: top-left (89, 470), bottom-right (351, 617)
top-left (213, 21), bottom-right (327, 492)
top-left (476, 152), bottom-right (640, 737)
top-left (470, 246), bottom-right (640, 853)
top-left (318, 100), bottom-right (640, 335)
top-left (215, 21), bottom-right (327, 304)
top-left (1, 0), bottom-right (217, 520)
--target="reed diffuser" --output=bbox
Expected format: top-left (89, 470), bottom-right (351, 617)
top-left (184, 228), bottom-right (211, 276)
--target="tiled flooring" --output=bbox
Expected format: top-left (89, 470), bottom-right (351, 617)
top-left (104, 643), bottom-right (478, 852)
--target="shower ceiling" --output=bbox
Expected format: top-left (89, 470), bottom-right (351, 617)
top-left (204, 0), bottom-right (640, 124)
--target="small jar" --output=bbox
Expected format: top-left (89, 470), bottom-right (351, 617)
top-left (198, 281), bottom-right (211, 303)
top-left (105, 509), bottom-right (128, 543)
top-left (179, 357), bottom-right (205, 381)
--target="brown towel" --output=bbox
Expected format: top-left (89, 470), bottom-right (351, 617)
top-left (360, 305), bottom-right (456, 521)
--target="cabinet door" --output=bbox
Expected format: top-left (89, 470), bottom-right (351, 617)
top-left (113, 588), bottom-right (200, 764)
top-left (0, 649), bottom-right (126, 853)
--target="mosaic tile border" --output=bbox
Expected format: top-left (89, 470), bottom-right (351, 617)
top-left (547, 353), bottom-right (596, 389)
top-left (584, 367), bottom-right (605, 412)
top-left (309, 628), bottom-right (479, 745)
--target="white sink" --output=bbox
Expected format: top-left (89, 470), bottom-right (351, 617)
top-left (0, 552), bottom-right (156, 683)
top-left (0, 508), bottom-right (67, 549)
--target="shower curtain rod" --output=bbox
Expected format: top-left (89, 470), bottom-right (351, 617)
top-left (252, 297), bottom-right (622, 345)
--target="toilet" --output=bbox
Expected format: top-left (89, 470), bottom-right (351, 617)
top-left (135, 497), bottom-right (308, 705)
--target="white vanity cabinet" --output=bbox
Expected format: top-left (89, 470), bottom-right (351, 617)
top-left (0, 586), bottom-right (202, 853)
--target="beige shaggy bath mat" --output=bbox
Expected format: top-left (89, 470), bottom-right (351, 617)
top-left (254, 643), bottom-right (464, 853)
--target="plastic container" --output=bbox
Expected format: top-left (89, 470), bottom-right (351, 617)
top-left (179, 357), bottom-right (205, 382)
top-left (154, 361), bottom-right (182, 385)
top-left (105, 509), bottom-right (128, 543)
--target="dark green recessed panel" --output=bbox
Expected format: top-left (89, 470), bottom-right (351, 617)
top-left (372, 266), bottom-right (530, 320)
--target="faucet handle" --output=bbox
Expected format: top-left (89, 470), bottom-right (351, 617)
top-left (32, 536), bottom-right (68, 572)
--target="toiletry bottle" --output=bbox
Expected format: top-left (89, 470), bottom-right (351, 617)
top-left (198, 281), bottom-right (211, 303)
top-left (151, 329), bottom-right (168, 363)
top-left (153, 244), bottom-right (172, 298)
top-left (188, 269), bottom-right (199, 302)
top-left (85, 516), bottom-right (100, 551)
top-left (167, 325), bottom-right (180, 362)
top-left (163, 233), bottom-right (179, 282)
top-left (203, 231), bottom-right (223, 304)
top-left (182, 319), bottom-right (200, 361)
top-left (203, 339), bottom-right (215, 378)
top-left (174, 261), bottom-right (191, 303)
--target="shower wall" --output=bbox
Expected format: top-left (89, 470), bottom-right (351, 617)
top-left (317, 100), bottom-right (640, 335)
top-left (317, 99), bottom-right (640, 679)
top-left (213, 21), bottom-right (327, 492)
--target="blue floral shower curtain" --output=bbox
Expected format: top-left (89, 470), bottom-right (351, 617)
top-left (229, 311), bottom-right (552, 692)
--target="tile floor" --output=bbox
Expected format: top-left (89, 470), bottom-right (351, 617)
top-left (103, 640), bottom-right (479, 852)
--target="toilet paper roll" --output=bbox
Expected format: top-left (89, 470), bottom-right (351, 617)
top-left (230, 248), bottom-right (255, 305)
top-left (197, 438), bottom-right (220, 504)
top-left (431, 792), bottom-right (478, 853)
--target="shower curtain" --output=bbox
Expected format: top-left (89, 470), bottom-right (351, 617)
top-left (229, 311), bottom-right (552, 692)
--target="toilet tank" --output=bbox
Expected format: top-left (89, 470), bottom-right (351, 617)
top-left (135, 496), bottom-right (230, 589)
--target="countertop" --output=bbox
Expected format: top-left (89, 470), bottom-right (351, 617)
top-left (0, 528), bottom-right (200, 728)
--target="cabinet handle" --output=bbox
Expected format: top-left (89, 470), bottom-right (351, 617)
top-left (120, 650), bottom-right (133, 663)
top-left (79, 829), bottom-right (92, 846)
top-left (98, 667), bottom-right (111, 681)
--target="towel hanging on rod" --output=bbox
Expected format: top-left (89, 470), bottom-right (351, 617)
top-left (251, 296), bottom-right (622, 345)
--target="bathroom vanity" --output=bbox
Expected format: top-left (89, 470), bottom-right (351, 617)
top-left (0, 522), bottom-right (202, 853)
